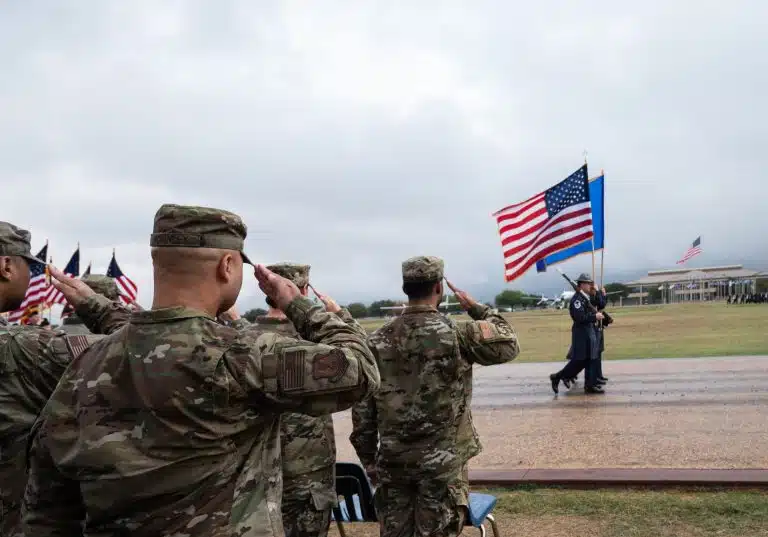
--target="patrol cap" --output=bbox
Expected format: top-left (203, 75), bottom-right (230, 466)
top-left (402, 255), bottom-right (444, 283)
top-left (81, 274), bottom-right (120, 300)
top-left (266, 263), bottom-right (310, 287)
top-left (576, 273), bottom-right (593, 283)
top-left (0, 221), bottom-right (44, 266)
top-left (150, 204), bottom-right (253, 264)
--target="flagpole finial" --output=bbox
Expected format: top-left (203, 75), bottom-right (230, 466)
top-left (583, 149), bottom-right (588, 164)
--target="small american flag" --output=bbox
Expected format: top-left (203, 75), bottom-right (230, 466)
top-left (676, 237), bottom-right (702, 264)
top-left (8, 244), bottom-right (49, 323)
top-left (493, 165), bottom-right (593, 282)
top-left (106, 250), bottom-right (138, 304)
top-left (45, 247), bottom-right (80, 306)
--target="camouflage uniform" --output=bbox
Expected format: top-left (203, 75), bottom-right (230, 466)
top-left (233, 263), bottom-right (369, 537)
top-left (350, 256), bottom-right (520, 537)
top-left (60, 274), bottom-right (121, 335)
top-left (0, 222), bottom-right (102, 536)
top-left (21, 205), bottom-right (380, 537)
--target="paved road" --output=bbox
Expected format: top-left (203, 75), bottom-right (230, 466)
top-left (334, 356), bottom-right (768, 469)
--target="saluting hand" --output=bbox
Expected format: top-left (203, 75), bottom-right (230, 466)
top-left (308, 284), bottom-right (341, 313)
top-left (254, 264), bottom-right (301, 311)
top-left (444, 279), bottom-right (477, 311)
top-left (48, 265), bottom-right (95, 308)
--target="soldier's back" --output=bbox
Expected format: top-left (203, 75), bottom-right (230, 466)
top-left (33, 309), bottom-right (287, 536)
top-left (368, 306), bottom-right (473, 477)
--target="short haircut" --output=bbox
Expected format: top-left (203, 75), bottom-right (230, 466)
top-left (402, 279), bottom-right (439, 300)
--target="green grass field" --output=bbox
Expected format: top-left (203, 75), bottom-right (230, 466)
top-left (330, 487), bottom-right (768, 537)
top-left (356, 303), bottom-right (768, 362)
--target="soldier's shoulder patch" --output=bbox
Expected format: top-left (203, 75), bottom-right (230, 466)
top-left (312, 348), bottom-right (349, 382)
top-left (478, 321), bottom-right (494, 340)
top-left (64, 334), bottom-right (101, 359)
top-left (573, 299), bottom-right (582, 309)
top-left (281, 348), bottom-right (306, 391)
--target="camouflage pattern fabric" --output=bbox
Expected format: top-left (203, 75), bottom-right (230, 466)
top-left (374, 464), bottom-right (468, 537)
top-left (401, 256), bottom-right (444, 283)
top-left (80, 274), bottom-right (120, 301)
top-left (22, 293), bottom-right (379, 537)
top-left (266, 264), bottom-right (310, 289)
top-left (349, 302), bottom-right (519, 537)
top-left (0, 319), bottom-right (101, 536)
top-left (235, 306), bottom-right (367, 537)
top-left (0, 221), bottom-right (43, 265)
top-left (60, 313), bottom-right (93, 335)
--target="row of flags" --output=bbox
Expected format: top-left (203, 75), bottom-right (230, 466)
top-left (493, 163), bottom-right (702, 282)
top-left (6, 246), bottom-right (137, 324)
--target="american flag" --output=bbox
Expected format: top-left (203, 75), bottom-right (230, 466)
top-left (106, 250), bottom-right (138, 304)
top-left (676, 236), bottom-right (702, 264)
top-left (493, 165), bottom-right (593, 282)
top-left (45, 247), bottom-right (80, 306)
top-left (7, 244), bottom-right (49, 323)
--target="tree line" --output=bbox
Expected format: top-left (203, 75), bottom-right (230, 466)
top-left (243, 284), bottom-right (634, 321)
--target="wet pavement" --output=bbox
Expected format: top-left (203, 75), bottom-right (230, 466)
top-left (334, 356), bottom-right (768, 469)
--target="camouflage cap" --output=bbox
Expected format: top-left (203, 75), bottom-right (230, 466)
top-left (402, 255), bottom-right (444, 283)
top-left (576, 273), bottom-right (593, 283)
top-left (150, 204), bottom-right (253, 264)
top-left (0, 221), bottom-right (44, 266)
top-left (266, 263), bottom-right (310, 288)
top-left (81, 274), bottom-right (120, 300)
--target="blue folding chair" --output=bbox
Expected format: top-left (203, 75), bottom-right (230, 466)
top-left (466, 492), bottom-right (500, 537)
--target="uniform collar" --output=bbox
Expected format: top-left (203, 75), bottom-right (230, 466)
top-left (402, 304), bottom-right (438, 314)
top-left (130, 307), bottom-right (215, 323)
top-left (255, 316), bottom-right (290, 324)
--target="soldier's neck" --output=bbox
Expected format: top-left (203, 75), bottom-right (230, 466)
top-left (407, 296), bottom-right (439, 309)
top-left (152, 286), bottom-right (219, 319)
top-left (266, 307), bottom-right (287, 320)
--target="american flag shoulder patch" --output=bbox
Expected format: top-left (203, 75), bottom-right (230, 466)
top-left (64, 335), bottom-right (98, 359)
top-left (282, 348), bottom-right (306, 391)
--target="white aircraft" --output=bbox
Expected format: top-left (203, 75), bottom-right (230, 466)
top-left (379, 294), bottom-right (462, 313)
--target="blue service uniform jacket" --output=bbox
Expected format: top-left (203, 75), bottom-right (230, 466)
top-left (569, 293), bottom-right (598, 361)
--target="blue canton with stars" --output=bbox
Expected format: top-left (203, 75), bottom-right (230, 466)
top-left (544, 164), bottom-right (590, 217)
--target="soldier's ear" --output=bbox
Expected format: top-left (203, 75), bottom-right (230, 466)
top-left (0, 257), bottom-right (13, 282)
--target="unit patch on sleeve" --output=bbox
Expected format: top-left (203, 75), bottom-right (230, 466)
top-left (311, 349), bottom-right (349, 382)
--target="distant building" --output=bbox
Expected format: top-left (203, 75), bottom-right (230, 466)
top-left (624, 265), bottom-right (765, 305)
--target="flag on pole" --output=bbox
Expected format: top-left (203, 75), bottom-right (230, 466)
top-left (536, 172), bottom-right (605, 272)
top-left (493, 164), bottom-right (593, 282)
top-left (676, 237), bottom-right (702, 264)
top-left (83, 262), bottom-right (91, 276)
top-left (7, 244), bottom-right (49, 323)
top-left (106, 250), bottom-right (138, 304)
top-left (45, 247), bottom-right (80, 306)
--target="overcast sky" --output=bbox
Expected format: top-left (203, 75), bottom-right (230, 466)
top-left (3, 1), bottom-right (767, 310)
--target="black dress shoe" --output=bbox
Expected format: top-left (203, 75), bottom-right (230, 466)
top-left (563, 378), bottom-right (573, 389)
top-left (550, 374), bottom-right (560, 394)
top-left (584, 385), bottom-right (605, 394)
top-left (598, 376), bottom-right (608, 382)
top-left (596, 378), bottom-right (606, 385)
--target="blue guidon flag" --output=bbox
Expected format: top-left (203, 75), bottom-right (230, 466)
top-left (493, 165), bottom-right (593, 282)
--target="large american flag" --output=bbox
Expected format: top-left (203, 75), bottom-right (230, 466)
top-left (45, 247), bottom-right (79, 306)
top-left (493, 165), bottom-right (593, 282)
top-left (106, 250), bottom-right (138, 304)
top-left (7, 244), bottom-right (49, 323)
top-left (676, 236), bottom-right (702, 264)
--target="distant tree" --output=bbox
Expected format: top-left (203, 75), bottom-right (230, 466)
top-left (368, 299), bottom-right (399, 317)
top-left (647, 286), bottom-right (662, 303)
top-left (494, 290), bottom-right (526, 308)
top-left (346, 303), bottom-right (369, 319)
top-left (604, 282), bottom-right (631, 305)
top-left (757, 279), bottom-right (768, 293)
top-left (243, 308), bottom-right (267, 322)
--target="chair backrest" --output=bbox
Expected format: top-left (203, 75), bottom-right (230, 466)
top-left (334, 462), bottom-right (377, 522)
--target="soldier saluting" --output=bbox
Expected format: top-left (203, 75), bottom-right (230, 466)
top-left (550, 273), bottom-right (605, 394)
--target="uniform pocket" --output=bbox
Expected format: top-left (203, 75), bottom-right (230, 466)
top-left (310, 481), bottom-right (338, 510)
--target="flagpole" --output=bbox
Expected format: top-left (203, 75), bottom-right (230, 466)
top-left (599, 168), bottom-right (605, 289)
top-left (584, 150), bottom-right (596, 281)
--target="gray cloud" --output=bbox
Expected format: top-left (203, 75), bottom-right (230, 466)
top-left (2, 1), bottom-right (766, 311)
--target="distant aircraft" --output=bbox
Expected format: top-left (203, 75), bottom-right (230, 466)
top-left (378, 294), bottom-right (462, 314)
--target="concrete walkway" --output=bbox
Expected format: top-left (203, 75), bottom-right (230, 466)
top-left (333, 356), bottom-right (768, 483)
